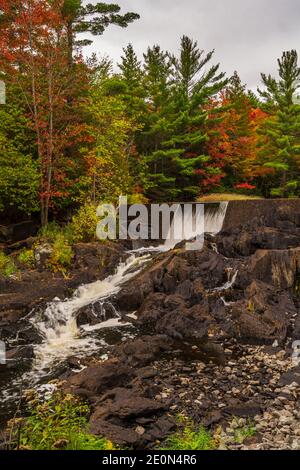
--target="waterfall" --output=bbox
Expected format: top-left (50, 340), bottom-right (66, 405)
top-left (29, 254), bottom-right (151, 374)
top-left (0, 202), bottom-right (229, 407)
top-left (0, 254), bottom-right (152, 406)
top-left (215, 269), bottom-right (238, 292)
top-left (204, 202), bottom-right (228, 234)
top-left (162, 201), bottom-right (228, 250)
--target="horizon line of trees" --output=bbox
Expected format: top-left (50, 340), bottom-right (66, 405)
top-left (0, 1), bottom-right (300, 226)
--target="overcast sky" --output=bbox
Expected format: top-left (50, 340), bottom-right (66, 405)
top-left (82, 0), bottom-right (300, 90)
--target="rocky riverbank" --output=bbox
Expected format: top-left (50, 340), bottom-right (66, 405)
top-left (1, 201), bottom-right (300, 449)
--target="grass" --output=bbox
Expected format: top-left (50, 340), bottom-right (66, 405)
top-left (197, 193), bottom-right (264, 202)
top-left (7, 392), bottom-right (114, 451)
top-left (0, 251), bottom-right (17, 277)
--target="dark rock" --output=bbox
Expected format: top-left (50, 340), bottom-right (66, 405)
top-left (89, 419), bottom-right (141, 446)
top-left (117, 335), bottom-right (173, 367)
top-left (230, 281), bottom-right (291, 343)
top-left (6, 345), bottom-right (34, 360)
top-left (224, 401), bottom-right (263, 418)
top-left (76, 301), bottom-right (118, 327)
top-left (143, 416), bottom-right (176, 441)
top-left (247, 249), bottom-right (300, 290)
top-left (278, 367), bottom-right (300, 386)
top-left (202, 410), bottom-right (222, 427)
top-left (135, 367), bottom-right (157, 379)
top-left (155, 304), bottom-right (211, 341)
top-left (0, 221), bottom-right (39, 244)
top-left (64, 359), bottom-right (134, 395)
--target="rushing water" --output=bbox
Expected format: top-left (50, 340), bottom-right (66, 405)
top-left (0, 202), bottom-right (229, 416)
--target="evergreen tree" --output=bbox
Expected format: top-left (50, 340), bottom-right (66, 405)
top-left (137, 45), bottom-right (173, 163)
top-left (118, 43), bottom-right (145, 118)
top-left (258, 50), bottom-right (300, 197)
top-left (61, 1), bottom-right (140, 66)
top-left (145, 36), bottom-right (227, 201)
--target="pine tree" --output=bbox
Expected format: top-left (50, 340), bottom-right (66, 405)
top-left (61, 1), bottom-right (140, 66)
top-left (145, 36), bottom-right (227, 201)
top-left (258, 50), bottom-right (300, 197)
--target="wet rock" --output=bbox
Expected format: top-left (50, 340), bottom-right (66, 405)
top-left (6, 345), bottom-right (34, 360)
top-left (76, 301), bottom-right (118, 327)
top-left (64, 359), bottom-right (134, 395)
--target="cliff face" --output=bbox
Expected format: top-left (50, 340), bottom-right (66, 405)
top-left (222, 199), bottom-right (300, 230)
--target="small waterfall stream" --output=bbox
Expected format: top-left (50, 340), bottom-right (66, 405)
top-left (0, 202), bottom-right (229, 414)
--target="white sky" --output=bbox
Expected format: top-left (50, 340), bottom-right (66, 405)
top-left (82, 0), bottom-right (300, 90)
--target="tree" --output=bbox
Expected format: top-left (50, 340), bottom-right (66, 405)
top-left (0, 0), bottom-right (90, 225)
top-left (0, 134), bottom-right (39, 217)
top-left (258, 50), bottom-right (300, 197)
top-left (204, 72), bottom-right (268, 192)
top-left (61, 1), bottom-right (140, 67)
top-left (117, 43), bottom-right (145, 119)
top-left (83, 77), bottom-right (141, 203)
top-left (145, 36), bottom-right (228, 201)
top-left (205, 88), bottom-right (267, 193)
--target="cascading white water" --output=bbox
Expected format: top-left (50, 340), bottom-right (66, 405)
top-left (204, 202), bottom-right (228, 234)
top-left (215, 269), bottom-right (238, 292)
top-left (29, 254), bottom-right (151, 375)
top-left (0, 254), bottom-right (152, 405)
top-left (131, 202), bottom-right (228, 253)
top-left (0, 201), bottom-right (229, 407)
top-left (162, 201), bottom-right (228, 250)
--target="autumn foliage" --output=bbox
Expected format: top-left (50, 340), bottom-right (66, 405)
top-left (0, 2), bottom-right (300, 225)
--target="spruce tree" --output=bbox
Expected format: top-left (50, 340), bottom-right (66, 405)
top-left (258, 50), bottom-right (300, 197)
top-left (118, 44), bottom-right (145, 118)
top-left (145, 36), bottom-right (227, 201)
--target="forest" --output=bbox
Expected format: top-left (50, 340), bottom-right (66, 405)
top-left (1, 0), bottom-right (300, 230)
top-left (1, 1), bottom-right (300, 454)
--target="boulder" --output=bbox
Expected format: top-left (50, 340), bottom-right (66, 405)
top-left (64, 359), bottom-right (134, 396)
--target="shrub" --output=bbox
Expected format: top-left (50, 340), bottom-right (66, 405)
top-left (36, 223), bottom-right (74, 274)
top-left (127, 193), bottom-right (149, 205)
top-left (47, 234), bottom-right (73, 274)
top-left (37, 222), bottom-right (63, 243)
top-left (7, 393), bottom-right (114, 451)
top-left (71, 202), bottom-right (99, 242)
top-left (0, 251), bottom-right (17, 277)
top-left (161, 417), bottom-right (215, 450)
top-left (18, 249), bottom-right (35, 268)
